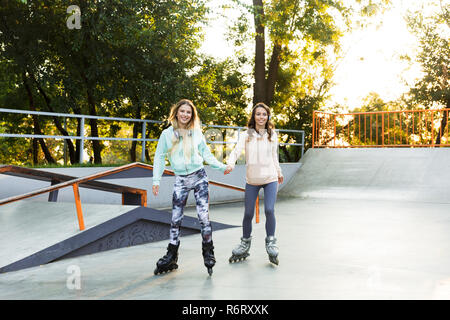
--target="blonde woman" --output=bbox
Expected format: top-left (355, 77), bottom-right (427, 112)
top-left (152, 99), bottom-right (228, 275)
top-left (226, 102), bottom-right (283, 265)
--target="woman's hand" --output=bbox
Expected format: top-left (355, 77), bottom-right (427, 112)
top-left (278, 176), bottom-right (284, 184)
top-left (224, 165), bottom-right (233, 175)
top-left (152, 185), bottom-right (159, 196)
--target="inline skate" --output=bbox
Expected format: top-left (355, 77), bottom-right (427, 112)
top-left (229, 236), bottom-right (252, 263)
top-left (154, 242), bottom-right (179, 275)
top-left (202, 241), bottom-right (216, 276)
top-left (265, 236), bottom-right (279, 265)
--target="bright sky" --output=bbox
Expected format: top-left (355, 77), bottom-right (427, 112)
top-left (200, 0), bottom-right (444, 110)
top-left (200, 1), bottom-right (240, 60)
top-left (329, 0), bottom-right (430, 109)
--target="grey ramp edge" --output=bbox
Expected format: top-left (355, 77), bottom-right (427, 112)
top-left (0, 206), bottom-right (237, 273)
top-left (279, 148), bottom-right (450, 203)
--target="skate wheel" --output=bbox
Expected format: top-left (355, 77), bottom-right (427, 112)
top-left (230, 253), bottom-right (250, 263)
top-left (154, 264), bottom-right (178, 275)
top-left (269, 257), bottom-right (279, 265)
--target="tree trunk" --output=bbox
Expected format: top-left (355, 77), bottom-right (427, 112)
top-left (32, 138), bottom-right (38, 165)
top-left (130, 130), bottom-right (138, 162)
top-left (435, 99), bottom-right (449, 146)
top-left (253, 0), bottom-right (266, 105)
top-left (81, 70), bottom-right (102, 164)
top-left (266, 43), bottom-right (282, 105)
top-left (22, 73), bottom-right (56, 164)
top-left (29, 71), bottom-right (77, 164)
top-left (87, 93), bottom-right (102, 164)
top-left (129, 95), bottom-right (142, 162)
top-left (72, 103), bottom-right (82, 164)
top-left (252, 1), bottom-right (283, 108)
top-left (280, 145), bottom-right (292, 163)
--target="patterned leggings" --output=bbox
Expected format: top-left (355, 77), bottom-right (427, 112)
top-left (170, 168), bottom-right (211, 245)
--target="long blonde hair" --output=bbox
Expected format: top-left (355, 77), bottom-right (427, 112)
top-left (167, 99), bottom-right (201, 162)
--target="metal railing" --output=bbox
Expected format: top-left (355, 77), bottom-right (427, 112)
top-left (0, 108), bottom-right (305, 162)
top-left (203, 124), bottom-right (305, 160)
top-left (0, 108), bottom-right (161, 163)
top-left (0, 162), bottom-right (262, 230)
top-left (312, 109), bottom-right (450, 148)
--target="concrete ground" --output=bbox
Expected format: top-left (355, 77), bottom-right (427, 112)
top-left (1, 148), bottom-right (450, 300)
top-left (1, 196), bottom-right (450, 300)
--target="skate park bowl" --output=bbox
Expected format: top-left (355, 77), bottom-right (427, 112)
top-left (1, 148), bottom-right (450, 300)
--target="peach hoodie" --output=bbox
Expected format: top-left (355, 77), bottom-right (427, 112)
top-left (227, 129), bottom-right (283, 185)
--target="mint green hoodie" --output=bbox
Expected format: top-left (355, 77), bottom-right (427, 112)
top-left (152, 126), bottom-right (226, 186)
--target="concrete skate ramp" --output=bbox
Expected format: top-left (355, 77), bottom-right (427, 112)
top-left (279, 148), bottom-right (450, 203)
top-left (0, 201), bottom-right (236, 273)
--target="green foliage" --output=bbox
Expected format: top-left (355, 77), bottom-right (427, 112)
top-left (405, 2), bottom-right (449, 109)
top-left (224, 0), bottom-right (392, 159)
top-left (190, 57), bottom-right (250, 126)
top-left (0, 0), bottom-right (250, 166)
top-left (4, 0), bottom-right (427, 165)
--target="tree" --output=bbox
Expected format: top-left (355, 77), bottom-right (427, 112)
top-left (244, 0), bottom-right (364, 108)
top-left (187, 57), bottom-right (250, 126)
top-left (0, 0), bottom-right (59, 164)
top-left (405, 1), bottom-right (449, 145)
top-left (0, 0), bottom-right (216, 165)
top-left (225, 0), bottom-right (391, 158)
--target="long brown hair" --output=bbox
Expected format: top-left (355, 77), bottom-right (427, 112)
top-left (247, 102), bottom-right (275, 140)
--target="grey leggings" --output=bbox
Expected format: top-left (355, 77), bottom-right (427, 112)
top-left (243, 181), bottom-right (278, 239)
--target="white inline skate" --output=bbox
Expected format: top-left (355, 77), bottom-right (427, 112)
top-left (265, 236), bottom-right (279, 265)
top-left (229, 236), bottom-right (252, 263)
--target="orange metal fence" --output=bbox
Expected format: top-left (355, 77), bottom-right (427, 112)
top-left (312, 109), bottom-right (450, 148)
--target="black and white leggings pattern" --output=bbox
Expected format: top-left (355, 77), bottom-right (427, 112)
top-left (170, 168), bottom-right (211, 245)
